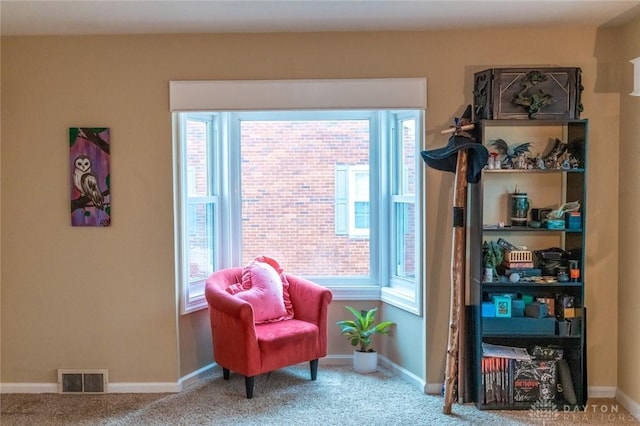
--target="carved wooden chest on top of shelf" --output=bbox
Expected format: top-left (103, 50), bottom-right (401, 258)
top-left (473, 67), bottom-right (583, 120)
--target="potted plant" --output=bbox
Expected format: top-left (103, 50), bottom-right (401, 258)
top-left (336, 306), bottom-right (395, 373)
top-left (482, 240), bottom-right (503, 282)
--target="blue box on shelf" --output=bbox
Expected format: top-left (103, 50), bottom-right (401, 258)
top-left (511, 299), bottom-right (525, 317)
top-left (546, 219), bottom-right (565, 229)
top-left (482, 302), bottom-right (496, 317)
top-left (565, 212), bottom-right (582, 229)
top-left (492, 295), bottom-right (512, 317)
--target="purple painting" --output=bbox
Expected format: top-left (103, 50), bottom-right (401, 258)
top-left (70, 128), bottom-right (111, 227)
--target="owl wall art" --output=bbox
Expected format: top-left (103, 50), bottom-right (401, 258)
top-left (70, 128), bottom-right (111, 227)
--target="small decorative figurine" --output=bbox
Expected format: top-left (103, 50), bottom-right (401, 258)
top-left (542, 138), bottom-right (568, 166)
top-left (570, 155), bottom-right (580, 169)
top-left (516, 153), bottom-right (527, 169)
top-left (489, 138), bottom-right (532, 168)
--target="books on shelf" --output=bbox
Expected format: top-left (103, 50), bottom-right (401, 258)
top-left (482, 356), bottom-right (511, 405)
top-left (480, 343), bottom-right (557, 406)
top-left (512, 359), bottom-right (557, 402)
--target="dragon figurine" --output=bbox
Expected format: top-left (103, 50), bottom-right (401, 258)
top-left (512, 70), bottom-right (557, 118)
top-left (489, 138), bottom-right (532, 168)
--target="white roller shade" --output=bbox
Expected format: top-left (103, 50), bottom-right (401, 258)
top-left (169, 78), bottom-right (427, 111)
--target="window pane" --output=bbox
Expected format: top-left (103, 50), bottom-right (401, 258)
top-left (400, 119), bottom-right (416, 196)
top-left (354, 201), bottom-right (370, 229)
top-left (394, 202), bottom-right (416, 279)
top-left (348, 166), bottom-right (370, 238)
top-left (354, 171), bottom-right (369, 199)
top-left (188, 202), bottom-right (215, 283)
top-left (185, 119), bottom-right (210, 197)
top-left (240, 119), bottom-right (370, 276)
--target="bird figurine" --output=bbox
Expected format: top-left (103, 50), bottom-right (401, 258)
top-left (489, 139), bottom-right (532, 168)
top-left (73, 155), bottom-right (104, 210)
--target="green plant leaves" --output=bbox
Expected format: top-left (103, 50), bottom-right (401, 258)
top-left (336, 306), bottom-right (395, 352)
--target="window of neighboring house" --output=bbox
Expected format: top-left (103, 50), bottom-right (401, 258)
top-left (349, 166), bottom-right (370, 238)
top-left (335, 164), bottom-right (370, 239)
top-left (171, 78), bottom-right (426, 315)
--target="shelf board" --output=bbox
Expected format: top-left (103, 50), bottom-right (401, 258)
top-left (479, 118), bottom-right (588, 126)
top-left (476, 401), bottom-right (542, 411)
top-left (483, 168), bottom-right (585, 174)
top-left (477, 399), bottom-right (583, 411)
top-left (483, 225), bottom-right (583, 233)
top-left (482, 333), bottom-right (581, 339)
top-left (481, 281), bottom-right (583, 287)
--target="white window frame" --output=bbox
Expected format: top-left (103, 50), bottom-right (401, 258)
top-left (171, 79), bottom-right (426, 315)
top-left (174, 114), bottom-right (220, 313)
top-left (381, 112), bottom-right (423, 314)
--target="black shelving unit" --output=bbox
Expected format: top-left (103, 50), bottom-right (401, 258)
top-left (469, 119), bottom-right (588, 410)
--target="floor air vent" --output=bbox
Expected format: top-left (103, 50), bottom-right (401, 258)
top-left (58, 369), bottom-right (108, 393)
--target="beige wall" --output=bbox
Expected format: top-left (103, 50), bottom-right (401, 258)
top-left (618, 14), bottom-right (640, 404)
top-left (0, 27), bottom-right (625, 393)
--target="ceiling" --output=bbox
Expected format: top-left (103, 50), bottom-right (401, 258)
top-left (2, 0), bottom-right (640, 36)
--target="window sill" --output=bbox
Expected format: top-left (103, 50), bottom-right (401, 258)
top-left (381, 286), bottom-right (422, 316)
top-left (182, 298), bottom-right (208, 315)
top-left (182, 284), bottom-right (420, 316)
top-left (328, 285), bottom-right (381, 301)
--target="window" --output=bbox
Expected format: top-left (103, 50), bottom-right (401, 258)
top-left (335, 165), bottom-right (370, 238)
top-left (171, 79), bottom-right (426, 315)
top-left (349, 166), bottom-right (370, 237)
top-left (175, 115), bottom-right (218, 311)
top-left (384, 115), bottom-right (418, 305)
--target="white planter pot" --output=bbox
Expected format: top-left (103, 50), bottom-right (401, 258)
top-left (353, 350), bottom-right (378, 373)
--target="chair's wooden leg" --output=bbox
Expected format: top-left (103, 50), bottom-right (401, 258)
top-left (223, 368), bottom-right (230, 380)
top-left (310, 359), bottom-right (319, 381)
top-left (245, 376), bottom-right (255, 399)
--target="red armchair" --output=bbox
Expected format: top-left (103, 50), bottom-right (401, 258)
top-left (205, 267), bottom-right (333, 398)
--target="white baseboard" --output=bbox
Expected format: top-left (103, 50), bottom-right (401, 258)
top-left (588, 386), bottom-right (616, 398)
top-left (107, 382), bottom-right (180, 393)
top-left (0, 362), bottom-right (220, 394)
top-left (0, 383), bottom-right (58, 393)
top-left (377, 355), bottom-right (427, 392)
top-left (425, 382), bottom-right (443, 395)
top-left (321, 354), bottom-right (352, 365)
top-left (178, 362), bottom-right (217, 389)
top-left (616, 388), bottom-right (640, 420)
top-left (0, 381), bottom-right (181, 394)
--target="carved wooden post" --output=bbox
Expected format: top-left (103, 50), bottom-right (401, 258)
top-left (443, 148), bottom-right (468, 415)
top-left (423, 108), bottom-right (486, 415)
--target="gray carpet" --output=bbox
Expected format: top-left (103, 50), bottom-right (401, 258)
top-left (0, 365), bottom-right (636, 425)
